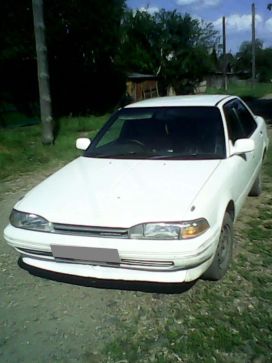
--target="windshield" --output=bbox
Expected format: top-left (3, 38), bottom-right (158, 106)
top-left (85, 106), bottom-right (226, 160)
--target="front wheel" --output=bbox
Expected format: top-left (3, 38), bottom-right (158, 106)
top-left (202, 212), bottom-right (233, 281)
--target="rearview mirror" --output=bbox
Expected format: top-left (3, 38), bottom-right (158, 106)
top-left (76, 138), bottom-right (91, 150)
top-left (230, 139), bottom-right (255, 156)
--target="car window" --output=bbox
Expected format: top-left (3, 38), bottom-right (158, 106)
top-left (224, 100), bottom-right (257, 143)
top-left (224, 101), bottom-right (246, 143)
top-left (234, 100), bottom-right (257, 137)
top-left (96, 119), bottom-right (125, 147)
top-left (86, 106), bottom-right (226, 160)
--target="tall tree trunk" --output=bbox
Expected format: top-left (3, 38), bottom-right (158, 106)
top-left (32, 0), bottom-right (54, 144)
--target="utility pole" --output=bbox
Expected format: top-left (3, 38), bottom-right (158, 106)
top-left (32, 0), bottom-right (54, 144)
top-left (252, 3), bottom-right (256, 83)
top-left (222, 16), bottom-right (228, 91)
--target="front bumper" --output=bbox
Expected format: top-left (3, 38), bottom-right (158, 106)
top-left (4, 224), bottom-right (220, 283)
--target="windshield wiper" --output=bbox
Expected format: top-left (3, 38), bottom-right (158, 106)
top-left (89, 152), bottom-right (151, 159)
top-left (88, 152), bottom-right (222, 160)
top-left (149, 153), bottom-right (221, 160)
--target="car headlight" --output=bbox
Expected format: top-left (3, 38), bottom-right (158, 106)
top-left (128, 219), bottom-right (209, 240)
top-left (10, 209), bottom-right (53, 232)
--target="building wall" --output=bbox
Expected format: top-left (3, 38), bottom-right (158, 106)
top-left (127, 79), bottom-right (159, 101)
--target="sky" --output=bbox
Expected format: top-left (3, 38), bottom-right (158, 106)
top-left (126, 0), bottom-right (272, 53)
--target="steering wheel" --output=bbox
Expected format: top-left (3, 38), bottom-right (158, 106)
top-left (126, 139), bottom-right (145, 147)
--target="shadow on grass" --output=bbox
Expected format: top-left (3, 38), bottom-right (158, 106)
top-left (18, 257), bottom-right (196, 294)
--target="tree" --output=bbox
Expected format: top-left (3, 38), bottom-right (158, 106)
top-left (117, 9), bottom-right (218, 94)
top-left (235, 40), bottom-right (272, 82)
top-left (257, 47), bottom-right (272, 81)
top-left (268, 3), bottom-right (272, 11)
top-left (0, 0), bottom-right (37, 115)
top-left (0, 1), bottom-right (217, 117)
top-left (32, 0), bottom-right (54, 144)
top-left (1, 0), bottom-right (126, 117)
top-left (44, 0), bottom-right (126, 114)
top-left (154, 10), bottom-right (217, 94)
top-left (117, 10), bottom-right (160, 74)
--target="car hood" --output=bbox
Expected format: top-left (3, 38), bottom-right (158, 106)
top-left (16, 157), bottom-right (221, 227)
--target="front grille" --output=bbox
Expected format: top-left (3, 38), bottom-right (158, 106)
top-left (17, 248), bottom-right (174, 270)
top-left (18, 248), bottom-right (53, 257)
top-left (121, 259), bottom-right (174, 268)
top-left (52, 223), bottom-right (129, 238)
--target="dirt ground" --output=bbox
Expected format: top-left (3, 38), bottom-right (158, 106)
top-left (0, 170), bottom-right (117, 362)
top-left (0, 169), bottom-right (191, 363)
top-left (0, 131), bottom-right (271, 363)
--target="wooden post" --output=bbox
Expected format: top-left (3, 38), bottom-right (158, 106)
top-left (252, 3), bottom-right (256, 83)
top-left (222, 16), bottom-right (228, 91)
top-left (32, 0), bottom-right (54, 144)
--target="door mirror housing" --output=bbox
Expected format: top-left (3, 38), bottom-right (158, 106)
top-left (76, 138), bottom-right (91, 150)
top-left (230, 139), bottom-right (255, 156)
top-left (255, 115), bottom-right (265, 124)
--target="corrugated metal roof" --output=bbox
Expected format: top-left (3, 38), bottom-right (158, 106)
top-left (128, 73), bottom-right (157, 79)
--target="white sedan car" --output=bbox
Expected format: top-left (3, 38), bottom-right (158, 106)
top-left (4, 95), bottom-right (269, 283)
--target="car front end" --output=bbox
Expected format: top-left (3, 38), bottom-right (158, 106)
top-left (4, 211), bottom-right (220, 283)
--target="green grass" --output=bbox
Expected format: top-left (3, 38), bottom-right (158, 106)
top-left (206, 82), bottom-right (272, 99)
top-left (264, 147), bottom-right (272, 178)
top-left (0, 115), bottom-right (108, 180)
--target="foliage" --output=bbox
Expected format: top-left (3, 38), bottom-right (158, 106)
top-left (117, 10), bottom-right (161, 74)
top-left (234, 40), bottom-right (272, 82)
top-left (0, 0), bottom-right (127, 116)
top-left (0, 0), bottom-right (34, 61)
top-left (4, 1), bottom-right (272, 118)
top-left (0, 2), bottom-right (219, 117)
top-left (217, 52), bottom-right (235, 73)
top-left (118, 9), bottom-right (218, 94)
top-left (0, 0), bottom-right (38, 114)
top-left (45, 0), bottom-right (127, 114)
top-left (156, 11), bottom-right (217, 94)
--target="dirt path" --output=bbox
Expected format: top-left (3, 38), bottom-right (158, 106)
top-left (260, 94), bottom-right (272, 100)
top-left (0, 129), bottom-right (271, 363)
top-left (0, 169), bottom-right (130, 362)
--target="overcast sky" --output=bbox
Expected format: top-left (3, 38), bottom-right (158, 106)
top-left (126, 0), bottom-right (272, 53)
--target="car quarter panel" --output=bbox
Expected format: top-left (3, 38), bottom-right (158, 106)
top-left (186, 158), bottom-right (249, 229)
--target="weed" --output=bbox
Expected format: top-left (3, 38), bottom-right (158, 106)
top-left (0, 115), bottom-right (108, 180)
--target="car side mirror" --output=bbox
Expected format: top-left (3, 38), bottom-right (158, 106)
top-left (76, 138), bottom-right (91, 150)
top-left (255, 115), bottom-right (265, 124)
top-left (230, 139), bottom-right (255, 156)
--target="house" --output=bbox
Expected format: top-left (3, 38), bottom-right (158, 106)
top-left (126, 73), bottom-right (159, 102)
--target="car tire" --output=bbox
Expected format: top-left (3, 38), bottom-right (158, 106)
top-left (202, 212), bottom-right (233, 281)
top-left (248, 172), bottom-right (262, 196)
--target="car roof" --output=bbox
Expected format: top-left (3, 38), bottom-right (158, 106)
top-left (125, 95), bottom-right (234, 108)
